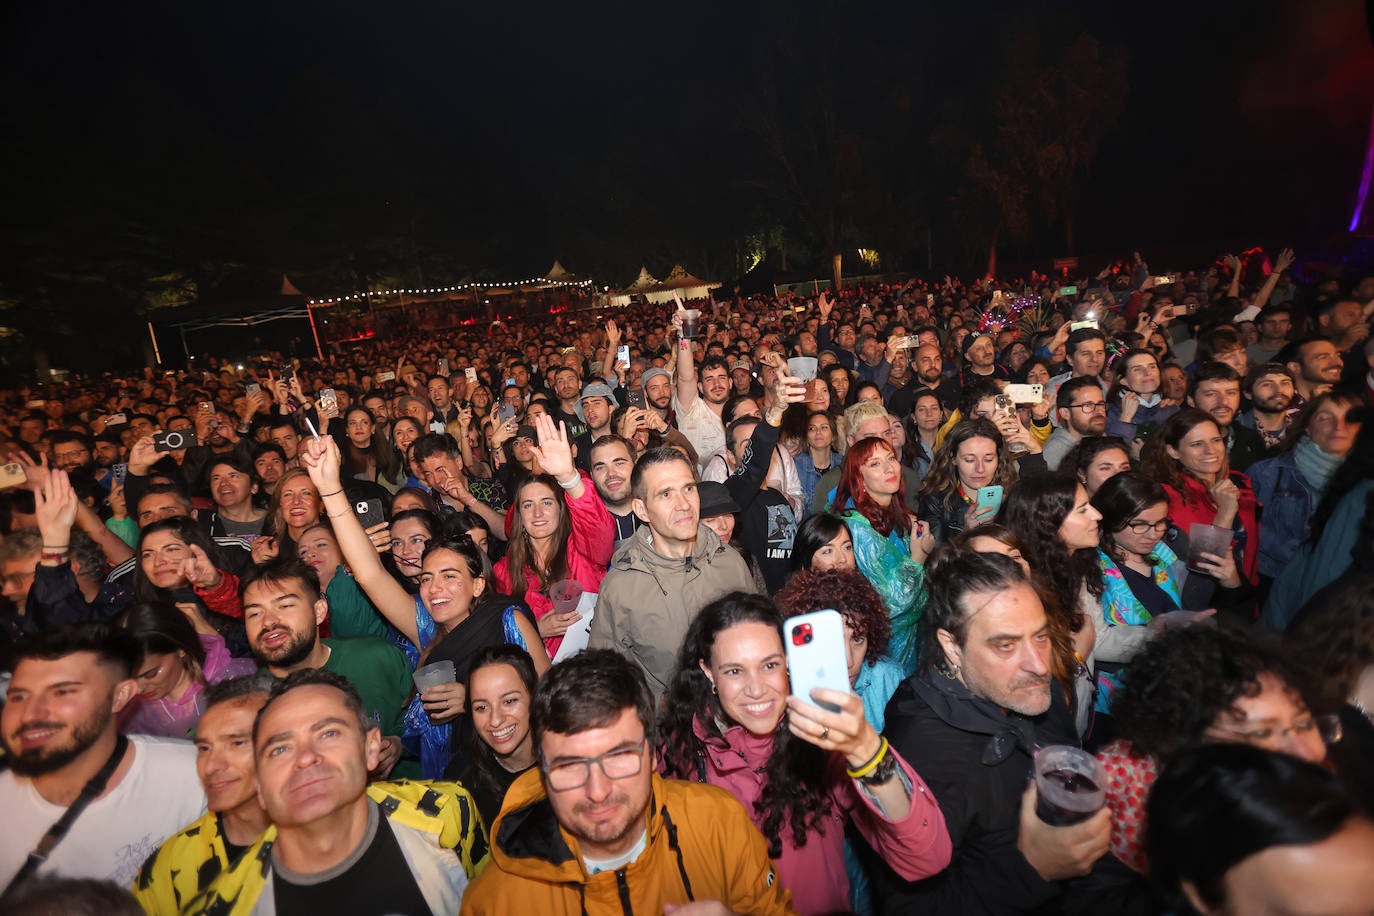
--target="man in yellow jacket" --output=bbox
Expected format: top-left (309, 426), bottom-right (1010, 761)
top-left (460, 650), bottom-right (796, 915)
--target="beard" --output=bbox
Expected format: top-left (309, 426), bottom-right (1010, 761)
top-left (4, 698), bottom-right (112, 777)
top-left (1253, 393), bottom-right (1292, 414)
top-left (252, 625), bottom-right (317, 669)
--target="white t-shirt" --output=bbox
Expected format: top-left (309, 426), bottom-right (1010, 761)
top-left (0, 734), bottom-right (207, 890)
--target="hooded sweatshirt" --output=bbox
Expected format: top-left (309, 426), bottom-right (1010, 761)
top-left (588, 525), bottom-right (757, 695)
top-left (460, 769), bottom-right (797, 915)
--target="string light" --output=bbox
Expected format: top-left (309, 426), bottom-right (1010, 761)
top-left (307, 277), bottom-right (594, 306)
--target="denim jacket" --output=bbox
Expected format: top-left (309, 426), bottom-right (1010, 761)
top-left (1246, 451), bottom-right (1316, 580)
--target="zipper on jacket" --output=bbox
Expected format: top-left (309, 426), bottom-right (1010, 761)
top-left (615, 867), bottom-right (635, 916)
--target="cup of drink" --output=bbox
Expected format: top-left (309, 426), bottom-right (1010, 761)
top-left (786, 357), bottom-right (818, 382)
top-left (1033, 745), bottom-right (1106, 826)
top-left (549, 579), bottom-right (585, 616)
top-left (413, 660), bottom-right (456, 692)
top-left (681, 309), bottom-right (703, 339)
top-left (1186, 523), bottom-right (1234, 574)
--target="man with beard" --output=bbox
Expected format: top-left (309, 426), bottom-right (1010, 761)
top-left (1238, 363), bottom-right (1298, 452)
top-left (571, 382), bottom-right (617, 474)
top-left (240, 558), bottom-right (410, 779)
top-left (133, 675), bottom-right (274, 914)
top-left (878, 551), bottom-right (1118, 914)
top-left (185, 670), bottom-right (488, 915)
top-left (0, 622), bottom-right (206, 890)
top-left (641, 367), bottom-right (675, 427)
top-left (1044, 328), bottom-right (1108, 427)
top-left (911, 343), bottom-right (959, 412)
top-left (459, 650), bottom-right (793, 914)
top-left (1042, 377), bottom-right (1109, 471)
top-left (1278, 338), bottom-right (1344, 405)
top-left (1188, 362), bottom-right (1266, 471)
top-left (586, 435), bottom-right (641, 546)
top-left (549, 367), bottom-right (589, 442)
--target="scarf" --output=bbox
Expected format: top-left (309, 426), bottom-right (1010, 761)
top-left (1096, 544), bottom-right (1182, 627)
top-left (1293, 435), bottom-right (1341, 499)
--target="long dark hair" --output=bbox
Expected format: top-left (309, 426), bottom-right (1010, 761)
top-left (134, 517), bottom-right (226, 603)
top-left (789, 512), bottom-right (850, 571)
top-left (999, 474), bottom-right (1103, 630)
top-left (1091, 471), bottom-right (1170, 562)
top-left (657, 592), bottom-right (830, 858)
top-left (341, 406), bottom-right (402, 484)
top-left (502, 475), bottom-right (573, 602)
top-left (1140, 409), bottom-right (1227, 500)
top-left (121, 600), bottom-right (208, 684)
top-left (464, 644), bottom-right (540, 804)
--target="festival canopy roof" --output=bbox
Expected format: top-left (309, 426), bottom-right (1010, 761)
top-left (639, 265), bottom-right (721, 304)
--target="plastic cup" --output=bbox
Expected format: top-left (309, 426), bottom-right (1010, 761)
top-left (412, 661), bottom-right (456, 692)
top-left (681, 309), bottom-right (703, 339)
top-left (550, 579), bottom-right (585, 616)
top-left (786, 357), bottom-right (818, 382)
top-left (1033, 745), bottom-right (1106, 826)
top-left (1187, 523), bottom-right (1234, 574)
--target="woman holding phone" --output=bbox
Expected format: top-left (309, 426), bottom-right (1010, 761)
top-left (915, 419), bottom-right (1019, 544)
top-left (658, 592), bottom-right (951, 916)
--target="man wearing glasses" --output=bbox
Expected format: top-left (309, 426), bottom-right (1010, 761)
top-left (461, 650), bottom-right (796, 914)
top-left (1043, 377), bottom-right (1108, 471)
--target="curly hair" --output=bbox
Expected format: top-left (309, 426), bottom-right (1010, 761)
top-left (1111, 626), bottom-right (1299, 764)
top-left (998, 474), bottom-right (1103, 631)
top-left (775, 568), bottom-right (890, 666)
top-left (657, 592), bottom-right (831, 859)
top-left (1285, 573), bottom-right (1374, 714)
top-left (916, 419), bottom-right (1018, 514)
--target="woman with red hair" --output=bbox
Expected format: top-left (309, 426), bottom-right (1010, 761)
top-left (832, 435), bottom-right (936, 673)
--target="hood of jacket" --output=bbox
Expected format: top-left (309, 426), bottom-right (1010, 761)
top-left (607, 523), bottom-right (731, 594)
top-left (909, 670), bottom-right (1076, 766)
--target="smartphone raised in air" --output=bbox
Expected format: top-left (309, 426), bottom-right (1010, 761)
top-left (784, 610), bottom-right (851, 713)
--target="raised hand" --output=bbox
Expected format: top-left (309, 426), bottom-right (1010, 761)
top-left (181, 543), bottom-right (223, 590)
top-left (909, 519), bottom-right (936, 564)
top-left (299, 434), bottom-right (344, 491)
top-left (818, 291), bottom-right (833, 320)
top-left (1273, 247), bottom-right (1295, 274)
top-left (35, 468), bottom-right (80, 543)
top-left (529, 413), bottom-right (575, 481)
top-left (251, 536), bottom-right (280, 565)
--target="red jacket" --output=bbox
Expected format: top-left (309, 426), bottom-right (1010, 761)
top-left (494, 476), bottom-right (614, 656)
top-left (1163, 471), bottom-right (1261, 585)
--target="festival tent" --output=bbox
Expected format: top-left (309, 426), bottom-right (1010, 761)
top-left (640, 265), bottom-right (721, 304)
top-left (149, 274), bottom-right (323, 365)
top-left (609, 266), bottom-right (660, 307)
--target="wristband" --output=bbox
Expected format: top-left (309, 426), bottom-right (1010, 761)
top-left (42, 544), bottom-right (70, 550)
top-left (556, 472), bottom-right (582, 490)
top-left (40, 551), bottom-right (69, 563)
top-left (318, 489), bottom-right (344, 498)
top-left (846, 736), bottom-right (890, 779)
top-left (325, 509), bottom-right (351, 519)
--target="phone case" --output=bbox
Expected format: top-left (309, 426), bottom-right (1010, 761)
top-left (784, 610), bottom-right (851, 713)
top-left (977, 486), bottom-right (1004, 516)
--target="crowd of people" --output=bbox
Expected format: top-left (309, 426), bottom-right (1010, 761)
top-left (1, 248), bottom-right (1373, 914)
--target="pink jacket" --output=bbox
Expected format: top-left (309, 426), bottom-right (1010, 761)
top-left (494, 476), bottom-right (615, 656)
top-left (684, 717), bottom-right (951, 916)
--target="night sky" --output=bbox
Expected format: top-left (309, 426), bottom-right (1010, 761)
top-left (1, 0), bottom-right (1370, 338)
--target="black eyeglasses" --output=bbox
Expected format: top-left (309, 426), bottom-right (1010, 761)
top-left (1124, 517), bottom-right (1171, 535)
top-left (1066, 402), bottom-right (1108, 414)
top-left (542, 739), bottom-right (647, 791)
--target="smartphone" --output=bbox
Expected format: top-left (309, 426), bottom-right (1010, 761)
top-left (627, 388), bottom-right (647, 411)
top-left (152, 430), bottom-right (191, 452)
top-left (318, 388), bottom-right (338, 413)
top-left (1059, 285), bottom-right (1078, 296)
top-left (976, 485), bottom-right (1005, 517)
top-left (504, 377), bottom-right (516, 387)
top-left (198, 401), bottom-right (214, 414)
top-left (25, 399), bottom-right (46, 409)
top-left (926, 293), bottom-right (935, 307)
top-left (464, 367), bottom-right (478, 383)
top-left (0, 462), bottom-right (27, 489)
top-left (280, 363), bottom-right (295, 382)
top-left (616, 345), bottom-right (630, 364)
top-left (1003, 383), bottom-right (1044, 405)
top-left (498, 403), bottom-right (518, 423)
top-left (375, 370), bottom-right (396, 383)
top-left (1150, 275), bottom-right (1176, 288)
top-left (105, 412), bottom-right (127, 426)
top-left (1181, 302), bottom-right (1198, 315)
top-left (1069, 319), bottom-right (1099, 332)
top-left (111, 463), bottom-right (128, 487)
top-left (437, 358), bottom-right (450, 376)
top-left (354, 498), bottom-right (385, 530)
top-left (900, 336), bottom-right (919, 349)
top-left (784, 610), bottom-right (851, 713)
top-left (245, 382), bottom-right (261, 397)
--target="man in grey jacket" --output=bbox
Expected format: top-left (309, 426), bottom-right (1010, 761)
top-left (588, 447), bottom-right (756, 695)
